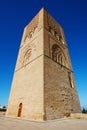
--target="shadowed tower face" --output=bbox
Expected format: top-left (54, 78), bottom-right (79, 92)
top-left (6, 8), bottom-right (81, 121)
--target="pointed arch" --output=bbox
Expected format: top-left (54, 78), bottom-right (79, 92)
top-left (52, 44), bottom-right (66, 66)
top-left (18, 103), bottom-right (23, 117)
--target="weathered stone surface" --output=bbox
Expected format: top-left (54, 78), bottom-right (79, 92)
top-left (6, 8), bottom-right (81, 121)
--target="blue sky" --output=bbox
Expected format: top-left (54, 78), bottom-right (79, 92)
top-left (0, 0), bottom-right (87, 108)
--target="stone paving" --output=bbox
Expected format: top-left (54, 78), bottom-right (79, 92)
top-left (0, 115), bottom-right (87, 130)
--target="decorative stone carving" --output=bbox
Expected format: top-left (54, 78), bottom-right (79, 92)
top-left (48, 14), bottom-right (65, 44)
top-left (49, 25), bottom-right (65, 44)
top-left (23, 47), bottom-right (32, 65)
top-left (23, 15), bottom-right (39, 42)
top-left (56, 34), bottom-right (60, 41)
top-left (52, 44), bottom-right (66, 66)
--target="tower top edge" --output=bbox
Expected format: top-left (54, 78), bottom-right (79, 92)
top-left (25, 7), bottom-right (62, 30)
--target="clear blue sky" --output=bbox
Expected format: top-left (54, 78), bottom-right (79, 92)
top-left (0, 0), bottom-right (87, 109)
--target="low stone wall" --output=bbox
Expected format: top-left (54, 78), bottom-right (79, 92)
top-left (70, 113), bottom-right (87, 119)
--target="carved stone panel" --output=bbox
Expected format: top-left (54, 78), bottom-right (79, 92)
top-left (22, 14), bottom-right (39, 44)
top-left (23, 47), bottom-right (32, 66)
top-left (48, 14), bottom-right (65, 45)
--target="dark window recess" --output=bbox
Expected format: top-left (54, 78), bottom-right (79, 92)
top-left (68, 72), bottom-right (72, 88)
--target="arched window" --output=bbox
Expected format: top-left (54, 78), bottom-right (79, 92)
top-left (18, 103), bottom-right (23, 117)
top-left (52, 44), bottom-right (63, 64)
top-left (23, 48), bottom-right (32, 65)
top-left (68, 72), bottom-right (74, 88)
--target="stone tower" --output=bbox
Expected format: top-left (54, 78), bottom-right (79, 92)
top-left (6, 8), bottom-right (81, 121)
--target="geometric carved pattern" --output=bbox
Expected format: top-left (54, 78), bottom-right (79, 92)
top-left (23, 47), bottom-right (32, 65)
top-left (24, 14), bottom-right (39, 42)
top-left (52, 44), bottom-right (66, 66)
top-left (48, 14), bottom-right (65, 44)
top-left (49, 26), bottom-right (65, 44)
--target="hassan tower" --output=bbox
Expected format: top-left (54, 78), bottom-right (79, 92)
top-left (6, 8), bottom-right (81, 121)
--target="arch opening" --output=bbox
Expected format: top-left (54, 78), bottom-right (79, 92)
top-left (52, 44), bottom-right (65, 65)
top-left (18, 103), bottom-right (23, 117)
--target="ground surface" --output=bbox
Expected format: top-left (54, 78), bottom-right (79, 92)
top-left (0, 115), bottom-right (87, 130)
